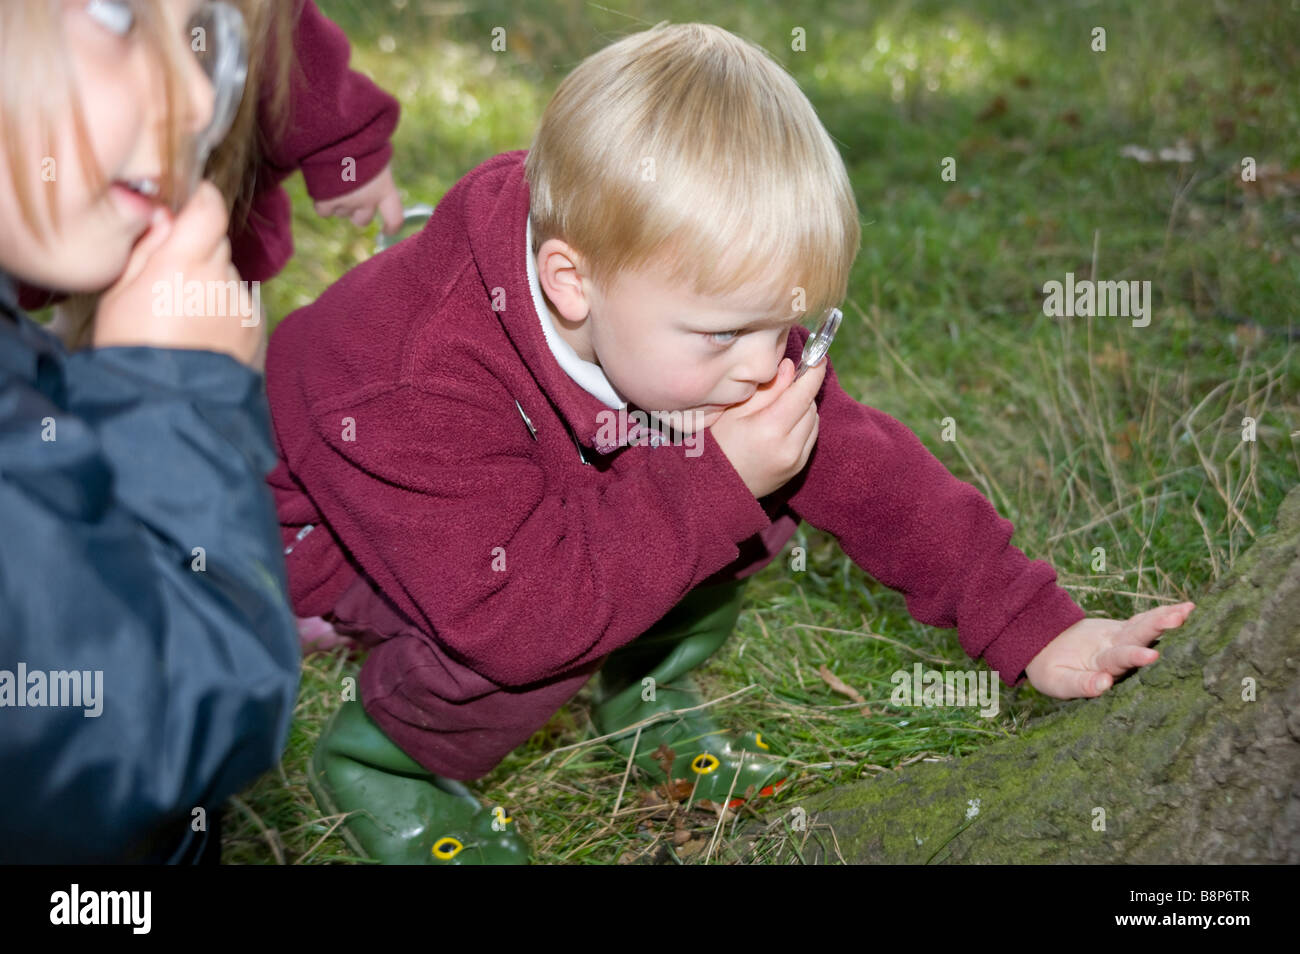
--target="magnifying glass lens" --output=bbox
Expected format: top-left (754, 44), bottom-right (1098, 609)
top-left (173, 1), bottom-right (249, 211)
top-left (794, 307), bottom-right (842, 379)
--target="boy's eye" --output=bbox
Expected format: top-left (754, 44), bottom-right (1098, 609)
top-left (708, 330), bottom-right (739, 345)
top-left (85, 0), bottom-right (136, 36)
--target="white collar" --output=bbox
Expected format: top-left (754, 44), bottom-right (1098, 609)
top-left (525, 216), bottom-right (627, 410)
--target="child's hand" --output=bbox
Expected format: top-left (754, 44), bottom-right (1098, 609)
top-left (313, 163), bottom-right (404, 235)
top-left (93, 182), bottom-right (264, 368)
top-left (710, 355), bottom-right (825, 499)
top-left (1024, 602), bottom-right (1196, 698)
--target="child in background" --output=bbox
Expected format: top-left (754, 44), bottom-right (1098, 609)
top-left (217, 0), bottom-right (404, 287)
top-left (0, 0), bottom-right (299, 863)
top-left (266, 23), bottom-right (1195, 865)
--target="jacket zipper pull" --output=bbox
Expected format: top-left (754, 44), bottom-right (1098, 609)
top-left (284, 523), bottom-right (314, 555)
top-left (515, 399), bottom-right (538, 440)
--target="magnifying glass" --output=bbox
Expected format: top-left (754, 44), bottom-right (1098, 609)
top-left (375, 204), bottom-right (436, 253)
top-left (794, 306), bottom-right (842, 379)
top-left (171, 1), bottom-right (249, 213)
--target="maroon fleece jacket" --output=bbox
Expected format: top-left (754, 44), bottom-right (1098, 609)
top-left (265, 150), bottom-right (1086, 690)
top-left (16, 0), bottom-right (398, 309)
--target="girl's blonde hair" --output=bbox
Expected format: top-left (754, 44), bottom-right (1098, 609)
top-left (524, 22), bottom-right (860, 324)
top-left (209, 0), bottom-right (297, 239)
top-left (0, 0), bottom-right (297, 346)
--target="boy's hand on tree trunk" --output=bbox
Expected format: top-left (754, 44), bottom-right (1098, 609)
top-left (1024, 601), bottom-right (1196, 698)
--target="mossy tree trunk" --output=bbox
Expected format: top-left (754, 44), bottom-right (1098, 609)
top-left (729, 486), bottom-right (1300, 864)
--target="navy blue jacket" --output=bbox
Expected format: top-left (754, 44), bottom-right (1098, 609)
top-left (0, 272), bottom-right (299, 863)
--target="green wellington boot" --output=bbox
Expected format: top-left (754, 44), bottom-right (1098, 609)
top-left (592, 580), bottom-right (789, 807)
top-left (308, 699), bottom-right (530, 864)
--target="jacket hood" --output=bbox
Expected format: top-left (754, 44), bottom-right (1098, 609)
top-left (461, 150), bottom-right (637, 456)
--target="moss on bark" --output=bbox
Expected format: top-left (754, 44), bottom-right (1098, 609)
top-left (729, 486), bottom-right (1300, 863)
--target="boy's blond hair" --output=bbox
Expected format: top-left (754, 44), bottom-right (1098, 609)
top-left (525, 22), bottom-right (860, 324)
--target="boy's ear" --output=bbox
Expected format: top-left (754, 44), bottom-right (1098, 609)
top-left (535, 237), bottom-right (592, 323)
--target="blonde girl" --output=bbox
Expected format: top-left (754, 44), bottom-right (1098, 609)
top-left (0, 0), bottom-right (299, 863)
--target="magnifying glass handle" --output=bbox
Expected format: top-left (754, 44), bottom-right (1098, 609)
top-left (376, 204), bottom-right (437, 253)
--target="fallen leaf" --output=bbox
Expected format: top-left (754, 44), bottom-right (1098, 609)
top-left (677, 839), bottom-right (707, 860)
top-left (818, 664), bottom-right (873, 716)
top-left (1094, 341), bottom-right (1130, 372)
top-left (637, 788), bottom-right (673, 820)
top-left (1238, 163), bottom-right (1300, 199)
top-left (943, 187), bottom-right (980, 207)
top-left (650, 742), bottom-right (676, 778)
top-left (638, 789), bottom-right (667, 809)
top-left (1113, 421), bottom-right (1141, 461)
top-left (657, 778), bottom-right (694, 803)
top-left (958, 134), bottom-right (999, 154)
top-left (1232, 323), bottom-right (1267, 347)
top-left (976, 95), bottom-right (1007, 122)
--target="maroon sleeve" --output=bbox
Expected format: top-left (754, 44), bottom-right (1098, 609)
top-left (262, 0), bottom-right (401, 201)
top-left (785, 330), bottom-right (1086, 687)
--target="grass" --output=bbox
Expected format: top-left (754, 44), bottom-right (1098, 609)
top-left (220, 0), bottom-right (1299, 864)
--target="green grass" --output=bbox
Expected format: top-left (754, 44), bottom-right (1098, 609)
top-left (222, 0), bottom-right (1300, 864)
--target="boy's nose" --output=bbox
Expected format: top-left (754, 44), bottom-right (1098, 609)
top-left (729, 336), bottom-right (785, 387)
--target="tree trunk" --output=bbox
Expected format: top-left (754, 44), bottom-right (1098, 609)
top-left (728, 485), bottom-right (1300, 864)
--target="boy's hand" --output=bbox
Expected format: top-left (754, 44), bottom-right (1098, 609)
top-left (94, 182), bottom-right (264, 368)
top-left (314, 163), bottom-right (403, 235)
top-left (709, 355), bottom-right (825, 499)
top-left (1024, 602), bottom-right (1196, 698)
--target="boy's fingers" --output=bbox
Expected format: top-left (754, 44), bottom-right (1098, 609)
top-left (774, 354), bottom-right (826, 424)
top-left (1097, 643), bottom-right (1159, 676)
top-left (795, 405), bottom-right (820, 468)
top-left (797, 353), bottom-right (829, 392)
top-left (1120, 601), bottom-right (1195, 646)
top-left (349, 205), bottom-right (375, 228)
top-left (737, 359), bottom-right (791, 416)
